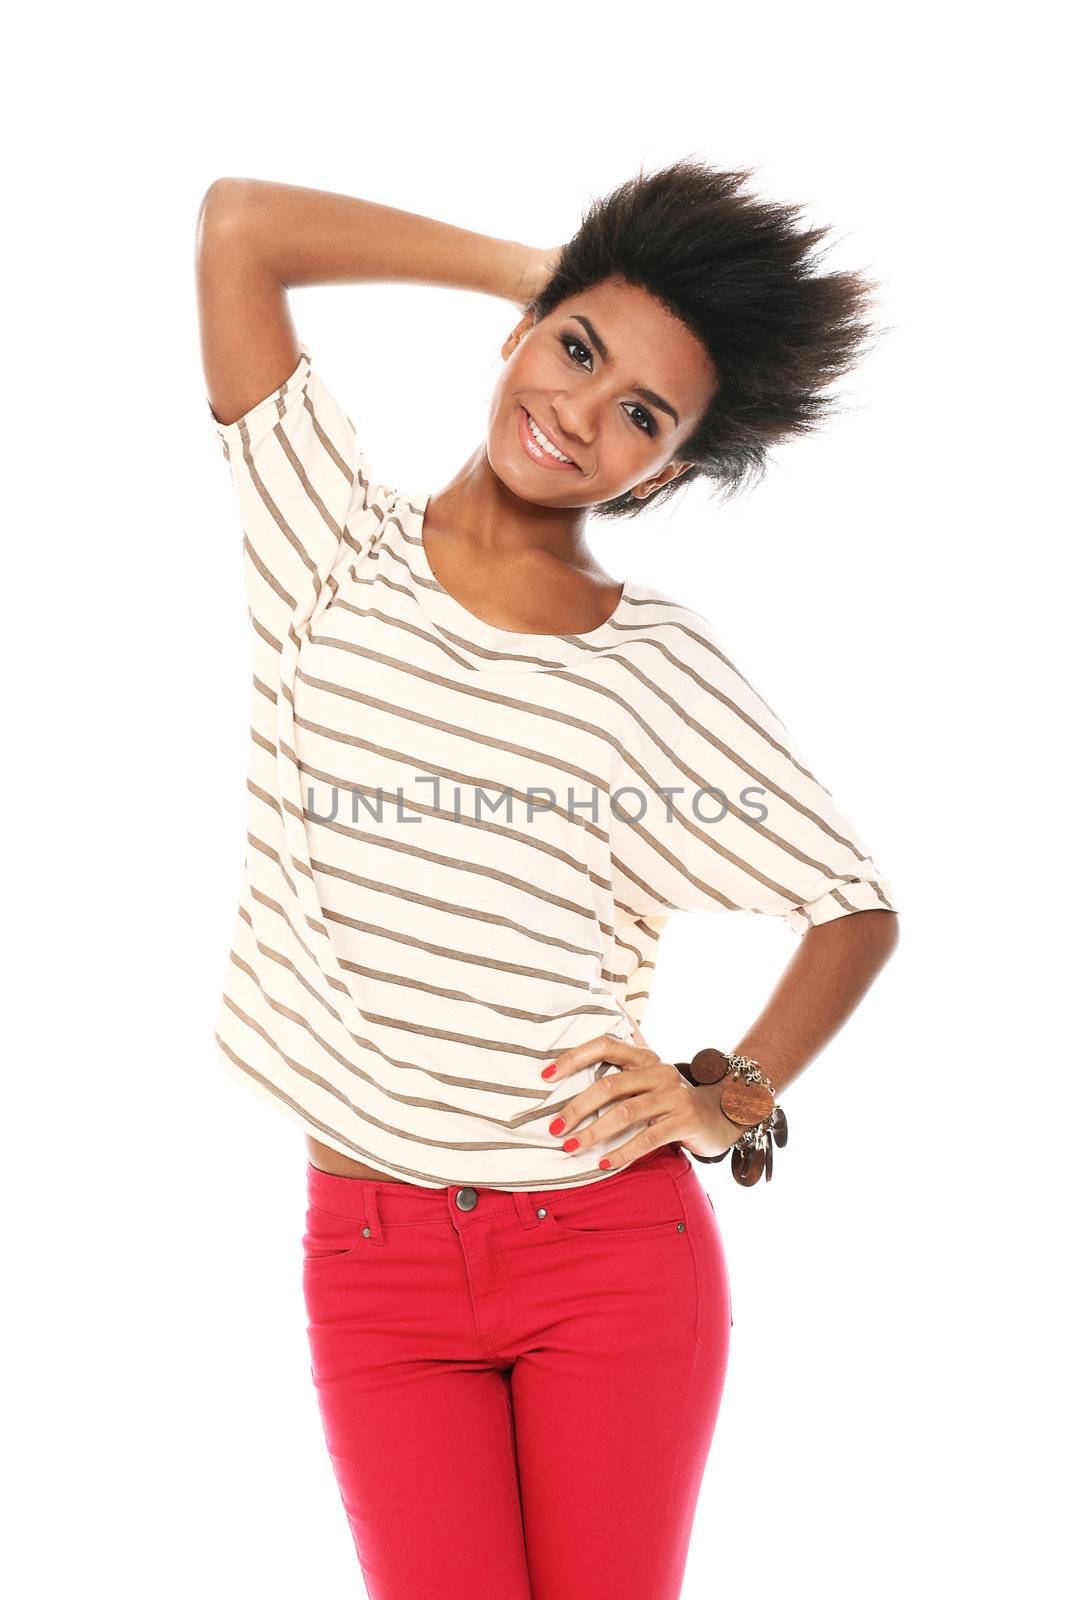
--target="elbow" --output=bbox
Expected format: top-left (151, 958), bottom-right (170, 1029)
top-left (200, 176), bottom-right (252, 216)
top-left (196, 178), bottom-right (256, 254)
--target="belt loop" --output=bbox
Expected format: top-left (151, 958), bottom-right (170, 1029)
top-left (364, 1183), bottom-right (386, 1246)
top-left (512, 1189), bottom-right (539, 1230)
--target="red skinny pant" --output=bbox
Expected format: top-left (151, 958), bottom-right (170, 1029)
top-left (302, 1140), bottom-right (732, 1599)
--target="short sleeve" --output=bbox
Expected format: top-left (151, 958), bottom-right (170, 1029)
top-left (611, 646), bottom-right (898, 936)
top-left (207, 342), bottom-right (390, 640)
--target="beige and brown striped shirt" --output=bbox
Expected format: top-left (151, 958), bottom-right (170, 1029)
top-left (207, 342), bottom-right (896, 1189)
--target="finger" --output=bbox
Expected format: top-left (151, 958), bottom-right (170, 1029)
top-left (541, 1032), bottom-right (647, 1082)
top-left (567, 1102), bottom-right (674, 1169)
top-left (551, 1086), bottom-right (671, 1158)
top-left (595, 1129), bottom-right (671, 1172)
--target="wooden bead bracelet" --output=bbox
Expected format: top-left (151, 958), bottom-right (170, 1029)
top-left (674, 1048), bottom-right (788, 1186)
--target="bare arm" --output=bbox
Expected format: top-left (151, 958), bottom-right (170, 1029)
top-left (728, 908), bottom-right (899, 1091)
top-left (688, 908), bottom-right (900, 1153)
top-left (195, 177), bottom-right (542, 427)
top-left (545, 908), bottom-right (900, 1166)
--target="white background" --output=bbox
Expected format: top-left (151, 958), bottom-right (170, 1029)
top-left (4, 3), bottom-right (1061, 1595)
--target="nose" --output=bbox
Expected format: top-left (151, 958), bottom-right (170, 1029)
top-left (549, 400), bottom-right (595, 452)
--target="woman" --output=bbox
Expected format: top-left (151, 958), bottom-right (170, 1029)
top-left (198, 159), bottom-right (899, 1600)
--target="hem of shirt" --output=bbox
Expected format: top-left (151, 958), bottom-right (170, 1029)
top-left (214, 1030), bottom-right (634, 1192)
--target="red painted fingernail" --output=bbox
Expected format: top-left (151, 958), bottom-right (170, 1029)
top-left (599, 1158), bottom-right (612, 1169)
top-left (541, 1062), bottom-right (557, 1079)
top-left (549, 1117), bottom-right (566, 1136)
top-left (562, 1137), bottom-right (580, 1152)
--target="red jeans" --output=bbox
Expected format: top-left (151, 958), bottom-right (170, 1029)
top-left (302, 1140), bottom-right (732, 1600)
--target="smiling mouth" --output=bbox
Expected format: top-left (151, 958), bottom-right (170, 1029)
top-left (521, 406), bottom-right (580, 468)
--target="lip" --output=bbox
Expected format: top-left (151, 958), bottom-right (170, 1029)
top-left (518, 406), bottom-right (581, 472)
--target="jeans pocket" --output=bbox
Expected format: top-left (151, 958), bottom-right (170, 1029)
top-left (542, 1167), bottom-right (688, 1240)
top-left (302, 1203), bottom-right (367, 1262)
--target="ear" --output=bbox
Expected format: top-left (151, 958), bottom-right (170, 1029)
top-left (501, 310), bottom-right (535, 362)
top-left (630, 461), bottom-right (696, 500)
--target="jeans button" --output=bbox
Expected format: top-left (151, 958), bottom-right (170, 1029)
top-left (455, 1187), bottom-right (479, 1211)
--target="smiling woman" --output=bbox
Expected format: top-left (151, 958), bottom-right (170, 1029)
top-left (485, 272), bottom-right (719, 519)
top-left (520, 158), bottom-right (880, 517)
top-left (198, 158), bottom-right (898, 1600)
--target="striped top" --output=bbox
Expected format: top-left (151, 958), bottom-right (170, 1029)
top-left (207, 342), bottom-right (896, 1191)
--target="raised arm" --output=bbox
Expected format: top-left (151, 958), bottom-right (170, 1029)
top-left (194, 177), bottom-right (547, 426)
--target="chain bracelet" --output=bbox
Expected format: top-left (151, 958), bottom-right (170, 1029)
top-left (674, 1048), bottom-right (789, 1186)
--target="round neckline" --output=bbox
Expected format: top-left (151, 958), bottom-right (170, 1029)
top-left (405, 489), bottom-right (632, 649)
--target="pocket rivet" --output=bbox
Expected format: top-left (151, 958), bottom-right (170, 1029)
top-left (362, 1225), bottom-right (371, 1238)
top-left (536, 1207), bottom-right (547, 1219)
top-left (677, 1222), bottom-right (686, 1232)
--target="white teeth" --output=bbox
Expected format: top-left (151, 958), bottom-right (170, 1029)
top-left (526, 411), bottom-right (572, 462)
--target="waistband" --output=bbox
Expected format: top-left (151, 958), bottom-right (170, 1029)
top-left (306, 1139), bottom-right (694, 1234)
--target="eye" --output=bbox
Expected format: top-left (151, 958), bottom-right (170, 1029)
top-left (623, 402), bottom-right (656, 436)
top-left (560, 333), bottom-right (593, 371)
top-left (559, 334), bottom-right (658, 436)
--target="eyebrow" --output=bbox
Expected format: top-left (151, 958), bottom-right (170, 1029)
top-left (571, 314), bottom-right (681, 429)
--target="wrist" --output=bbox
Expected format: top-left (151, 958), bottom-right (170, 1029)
top-left (487, 238), bottom-right (541, 305)
top-left (685, 1082), bottom-right (738, 1162)
top-left (674, 1050), bottom-right (787, 1181)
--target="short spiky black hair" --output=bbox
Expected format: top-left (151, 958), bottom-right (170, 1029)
top-left (525, 156), bottom-right (884, 518)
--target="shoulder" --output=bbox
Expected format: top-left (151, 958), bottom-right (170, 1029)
top-left (622, 576), bottom-right (722, 644)
top-left (620, 576), bottom-right (742, 674)
top-left (620, 578), bottom-right (791, 742)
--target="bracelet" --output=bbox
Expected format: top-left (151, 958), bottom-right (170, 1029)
top-left (674, 1048), bottom-right (788, 1186)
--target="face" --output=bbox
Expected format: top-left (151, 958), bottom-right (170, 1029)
top-left (488, 275), bottom-right (718, 508)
